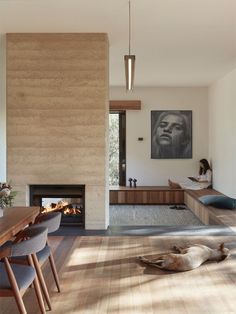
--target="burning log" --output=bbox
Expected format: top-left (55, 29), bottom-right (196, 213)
top-left (41, 199), bottom-right (82, 216)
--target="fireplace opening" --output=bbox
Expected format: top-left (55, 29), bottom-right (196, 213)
top-left (29, 185), bottom-right (85, 227)
top-left (41, 196), bottom-right (83, 224)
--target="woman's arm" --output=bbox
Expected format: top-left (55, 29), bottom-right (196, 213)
top-left (197, 170), bottom-right (212, 183)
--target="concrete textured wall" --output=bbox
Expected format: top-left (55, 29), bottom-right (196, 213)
top-left (0, 34), bottom-right (6, 182)
top-left (6, 33), bottom-right (109, 229)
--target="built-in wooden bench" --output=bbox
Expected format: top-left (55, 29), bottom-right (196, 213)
top-left (184, 188), bottom-right (236, 231)
top-left (110, 186), bottom-right (236, 231)
top-left (109, 186), bottom-right (184, 205)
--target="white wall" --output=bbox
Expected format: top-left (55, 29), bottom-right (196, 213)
top-left (110, 87), bottom-right (209, 185)
top-left (209, 69), bottom-right (236, 198)
top-left (0, 34), bottom-right (6, 182)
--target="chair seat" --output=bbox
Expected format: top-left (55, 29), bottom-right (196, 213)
top-left (0, 263), bottom-right (35, 290)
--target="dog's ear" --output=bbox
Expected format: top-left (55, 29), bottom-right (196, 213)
top-left (219, 243), bottom-right (225, 251)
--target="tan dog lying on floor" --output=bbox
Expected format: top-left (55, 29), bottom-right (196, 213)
top-left (139, 243), bottom-right (230, 272)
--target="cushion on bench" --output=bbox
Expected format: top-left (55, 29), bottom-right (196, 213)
top-left (198, 195), bottom-right (236, 209)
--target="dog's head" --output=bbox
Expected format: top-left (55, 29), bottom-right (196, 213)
top-left (217, 243), bottom-right (230, 262)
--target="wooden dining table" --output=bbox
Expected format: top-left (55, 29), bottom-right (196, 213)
top-left (0, 206), bottom-right (40, 246)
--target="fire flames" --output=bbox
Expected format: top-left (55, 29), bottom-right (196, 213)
top-left (41, 200), bottom-right (82, 216)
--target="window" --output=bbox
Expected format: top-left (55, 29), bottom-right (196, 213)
top-left (109, 112), bottom-right (126, 186)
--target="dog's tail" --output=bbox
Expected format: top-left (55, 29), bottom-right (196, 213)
top-left (138, 256), bottom-right (165, 268)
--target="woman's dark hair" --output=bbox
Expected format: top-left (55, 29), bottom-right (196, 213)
top-left (199, 159), bottom-right (211, 175)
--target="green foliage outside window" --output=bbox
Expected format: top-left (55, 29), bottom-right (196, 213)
top-left (109, 114), bottom-right (119, 186)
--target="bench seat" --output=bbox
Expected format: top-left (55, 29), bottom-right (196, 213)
top-left (109, 186), bottom-right (184, 205)
top-left (184, 189), bottom-right (236, 231)
top-left (109, 186), bottom-right (236, 231)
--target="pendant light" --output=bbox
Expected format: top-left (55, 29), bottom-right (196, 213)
top-left (124, 0), bottom-right (135, 91)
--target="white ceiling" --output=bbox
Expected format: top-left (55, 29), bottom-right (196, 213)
top-left (0, 0), bottom-right (236, 87)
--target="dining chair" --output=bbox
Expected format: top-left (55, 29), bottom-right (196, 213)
top-left (14, 212), bottom-right (62, 294)
top-left (34, 212), bottom-right (62, 293)
top-left (0, 226), bottom-right (48, 314)
top-left (12, 211), bottom-right (62, 311)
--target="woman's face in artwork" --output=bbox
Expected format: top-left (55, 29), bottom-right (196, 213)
top-left (156, 114), bottom-right (186, 147)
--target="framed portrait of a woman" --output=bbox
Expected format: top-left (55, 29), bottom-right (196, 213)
top-left (151, 110), bottom-right (192, 159)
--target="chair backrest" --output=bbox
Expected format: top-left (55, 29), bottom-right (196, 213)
top-left (0, 227), bottom-right (48, 258)
top-left (35, 212), bottom-right (61, 233)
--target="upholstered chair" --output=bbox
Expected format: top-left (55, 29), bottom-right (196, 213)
top-left (34, 212), bottom-right (62, 293)
top-left (0, 226), bottom-right (48, 314)
top-left (11, 212), bottom-right (62, 310)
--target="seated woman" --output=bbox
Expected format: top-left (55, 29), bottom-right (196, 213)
top-left (168, 159), bottom-right (212, 190)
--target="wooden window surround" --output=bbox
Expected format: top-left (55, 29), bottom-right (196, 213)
top-left (109, 100), bottom-right (141, 111)
top-left (109, 100), bottom-right (141, 187)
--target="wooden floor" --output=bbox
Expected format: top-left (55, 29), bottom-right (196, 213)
top-left (1, 234), bottom-right (236, 314)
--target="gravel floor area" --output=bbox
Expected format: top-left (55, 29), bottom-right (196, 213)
top-left (109, 205), bottom-right (204, 226)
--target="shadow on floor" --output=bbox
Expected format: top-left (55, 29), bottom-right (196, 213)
top-left (51, 225), bottom-right (236, 237)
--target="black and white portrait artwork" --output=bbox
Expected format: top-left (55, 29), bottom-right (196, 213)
top-left (151, 110), bottom-right (192, 159)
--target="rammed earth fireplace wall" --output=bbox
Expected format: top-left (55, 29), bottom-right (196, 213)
top-left (6, 33), bottom-right (109, 229)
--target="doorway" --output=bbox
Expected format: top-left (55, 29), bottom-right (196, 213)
top-left (109, 112), bottom-right (126, 186)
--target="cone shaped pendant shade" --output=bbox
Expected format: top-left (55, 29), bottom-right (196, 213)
top-left (124, 1), bottom-right (135, 91)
